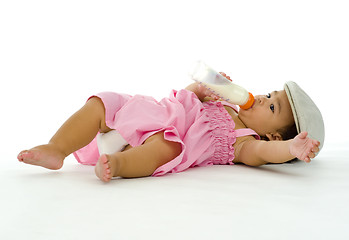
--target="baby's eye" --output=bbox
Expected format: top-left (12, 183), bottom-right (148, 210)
top-left (270, 104), bottom-right (275, 113)
top-left (266, 93), bottom-right (271, 98)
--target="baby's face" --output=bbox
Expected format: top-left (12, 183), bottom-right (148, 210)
top-left (238, 90), bottom-right (294, 137)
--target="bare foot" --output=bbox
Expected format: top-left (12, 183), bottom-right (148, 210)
top-left (95, 153), bottom-right (122, 182)
top-left (17, 144), bottom-right (66, 170)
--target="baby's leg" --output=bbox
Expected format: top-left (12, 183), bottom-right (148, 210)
top-left (95, 132), bottom-right (181, 182)
top-left (17, 97), bottom-right (111, 170)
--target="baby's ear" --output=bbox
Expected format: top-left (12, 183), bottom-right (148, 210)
top-left (265, 133), bottom-right (283, 141)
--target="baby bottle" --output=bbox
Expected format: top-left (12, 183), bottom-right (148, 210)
top-left (188, 61), bottom-right (254, 110)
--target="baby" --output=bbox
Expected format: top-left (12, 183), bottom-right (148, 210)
top-left (17, 74), bottom-right (324, 182)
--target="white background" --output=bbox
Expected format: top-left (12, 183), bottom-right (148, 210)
top-left (1, 0), bottom-right (348, 239)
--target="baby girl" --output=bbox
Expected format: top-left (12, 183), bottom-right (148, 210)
top-left (17, 73), bottom-right (324, 182)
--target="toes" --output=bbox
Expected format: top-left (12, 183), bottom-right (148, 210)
top-left (96, 154), bottom-right (112, 182)
top-left (17, 150), bottom-right (28, 161)
top-left (101, 158), bottom-right (107, 165)
top-left (19, 151), bottom-right (35, 163)
top-left (17, 152), bottom-right (24, 161)
top-left (103, 171), bottom-right (111, 182)
top-left (104, 163), bottom-right (112, 182)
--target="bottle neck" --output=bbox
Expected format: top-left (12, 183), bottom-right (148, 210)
top-left (239, 92), bottom-right (255, 110)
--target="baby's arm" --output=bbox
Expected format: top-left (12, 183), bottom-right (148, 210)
top-left (238, 132), bottom-right (320, 166)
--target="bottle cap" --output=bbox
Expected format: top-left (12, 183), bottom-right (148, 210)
top-left (239, 92), bottom-right (254, 110)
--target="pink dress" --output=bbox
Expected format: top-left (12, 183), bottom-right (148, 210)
top-left (73, 89), bottom-right (260, 176)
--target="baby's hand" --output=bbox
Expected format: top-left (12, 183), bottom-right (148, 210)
top-left (219, 72), bottom-right (232, 82)
top-left (289, 132), bottom-right (320, 163)
top-left (197, 83), bottom-right (222, 101)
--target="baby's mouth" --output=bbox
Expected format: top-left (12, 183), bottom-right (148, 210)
top-left (249, 100), bottom-right (256, 109)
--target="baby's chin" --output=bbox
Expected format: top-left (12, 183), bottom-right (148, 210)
top-left (237, 108), bottom-right (250, 118)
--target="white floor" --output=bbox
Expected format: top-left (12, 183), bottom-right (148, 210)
top-left (1, 1), bottom-right (349, 239)
top-left (1, 141), bottom-right (349, 240)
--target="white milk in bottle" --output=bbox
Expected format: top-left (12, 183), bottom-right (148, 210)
top-left (188, 61), bottom-right (254, 109)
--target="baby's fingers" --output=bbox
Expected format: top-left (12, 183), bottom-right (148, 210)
top-left (303, 151), bottom-right (315, 163)
top-left (210, 94), bottom-right (221, 101)
top-left (305, 144), bottom-right (320, 163)
top-left (312, 145), bottom-right (319, 154)
top-left (304, 157), bottom-right (311, 163)
top-left (308, 151), bottom-right (315, 159)
top-left (219, 72), bottom-right (232, 81)
top-left (310, 140), bottom-right (320, 153)
top-left (315, 140), bottom-right (320, 147)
